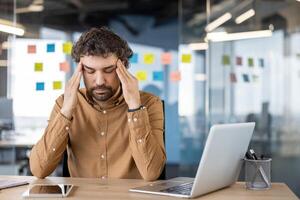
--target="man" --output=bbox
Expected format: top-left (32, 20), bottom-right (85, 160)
top-left (29, 27), bottom-right (166, 181)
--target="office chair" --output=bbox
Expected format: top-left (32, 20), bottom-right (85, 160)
top-left (62, 100), bottom-right (166, 180)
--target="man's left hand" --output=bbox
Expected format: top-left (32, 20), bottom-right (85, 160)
top-left (116, 59), bottom-right (141, 109)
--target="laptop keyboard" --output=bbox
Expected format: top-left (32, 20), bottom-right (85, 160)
top-left (160, 182), bottom-right (193, 195)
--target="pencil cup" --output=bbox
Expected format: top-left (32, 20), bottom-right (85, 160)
top-left (244, 158), bottom-right (272, 190)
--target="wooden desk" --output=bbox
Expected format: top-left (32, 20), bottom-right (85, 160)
top-left (0, 176), bottom-right (298, 200)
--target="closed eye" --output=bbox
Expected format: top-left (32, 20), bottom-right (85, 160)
top-left (103, 66), bottom-right (117, 73)
top-left (83, 66), bottom-right (95, 74)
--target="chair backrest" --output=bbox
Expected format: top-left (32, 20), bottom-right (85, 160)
top-left (62, 100), bottom-right (166, 179)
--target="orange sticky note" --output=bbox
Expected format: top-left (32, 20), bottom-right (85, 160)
top-left (28, 45), bottom-right (36, 54)
top-left (170, 71), bottom-right (181, 81)
top-left (136, 71), bottom-right (147, 81)
top-left (143, 54), bottom-right (155, 64)
top-left (34, 63), bottom-right (43, 72)
top-left (59, 61), bottom-right (70, 72)
top-left (161, 52), bottom-right (172, 65)
top-left (53, 81), bottom-right (62, 90)
top-left (63, 42), bottom-right (72, 55)
top-left (181, 54), bottom-right (191, 63)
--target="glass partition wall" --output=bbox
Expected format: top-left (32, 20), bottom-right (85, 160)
top-left (179, 0), bottom-right (300, 197)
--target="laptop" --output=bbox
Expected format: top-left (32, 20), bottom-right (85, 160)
top-left (129, 122), bottom-right (255, 198)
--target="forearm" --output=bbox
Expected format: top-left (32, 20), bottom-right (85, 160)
top-left (30, 111), bottom-right (70, 178)
top-left (128, 107), bottom-right (166, 181)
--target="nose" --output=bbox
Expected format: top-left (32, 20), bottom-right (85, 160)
top-left (95, 71), bottom-right (105, 86)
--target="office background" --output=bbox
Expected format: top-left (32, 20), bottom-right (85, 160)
top-left (0, 0), bottom-right (300, 197)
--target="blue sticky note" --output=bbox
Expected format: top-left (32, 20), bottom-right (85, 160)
top-left (36, 82), bottom-right (45, 91)
top-left (47, 43), bottom-right (55, 52)
top-left (153, 71), bottom-right (164, 81)
top-left (259, 58), bottom-right (264, 68)
top-left (129, 53), bottom-right (138, 64)
top-left (242, 74), bottom-right (250, 82)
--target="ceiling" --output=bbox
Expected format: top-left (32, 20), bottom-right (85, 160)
top-left (0, 0), bottom-right (179, 34)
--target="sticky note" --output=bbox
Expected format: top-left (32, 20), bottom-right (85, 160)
top-left (161, 52), bottom-right (172, 65)
top-left (259, 58), bottom-right (264, 68)
top-left (129, 53), bottom-right (138, 64)
top-left (34, 63), bottom-right (43, 72)
top-left (170, 71), bottom-right (181, 81)
top-left (230, 73), bottom-right (237, 83)
top-left (143, 54), bottom-right (154, 64)
top-left (248, 58), bottom-right (254, 67)
top-left (47, 43), bottom-right (55, 52)
top-left (36, 82), bottom-right (44, 91)
top-left (136, 71), bottom-right (147, 81)
top-left (222, 55), bottom-right (230, 65)
top-left (53, 81), bottom-right (62, 90)
top-left (153, 71), bottom-right (164, 81)
top-left (63, 42), bottom-right (72, 55)
top-left (236, 56), bottom-right (242, 66)
top-left (252, 75), bottom-right (259, 82)
top-left (28, 45), bottom-right (36, 54)
top-left (59, 61), bottom-right (70, 72)
top-left (242, 74), bottom-right (250, 82)
top-left (181, 54), bottom-right (191, 63)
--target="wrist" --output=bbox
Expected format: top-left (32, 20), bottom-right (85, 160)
top-left (60, 107), bottom-right (73, 120)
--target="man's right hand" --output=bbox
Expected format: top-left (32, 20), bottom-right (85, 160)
top-left (60, 62), bottom-right (83, 120)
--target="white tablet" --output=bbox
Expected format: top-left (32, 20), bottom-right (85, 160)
top-left (22, 184), bottom-right (74, 198)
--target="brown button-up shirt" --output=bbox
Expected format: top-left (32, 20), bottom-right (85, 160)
top-left (29, 86), bottom-right (166, 181)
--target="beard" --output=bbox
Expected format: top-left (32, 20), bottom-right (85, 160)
top-left (87, 85), bottom-right (114, 102)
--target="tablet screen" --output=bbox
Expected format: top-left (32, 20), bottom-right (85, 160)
top-left (29, 184), bottom-right (73, 195)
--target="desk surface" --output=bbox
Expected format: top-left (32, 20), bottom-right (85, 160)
top-left (0, 176), bottom-right (298, 200)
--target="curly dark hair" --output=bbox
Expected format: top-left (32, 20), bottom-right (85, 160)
top-left (72, 27), bottom-right (133, 68)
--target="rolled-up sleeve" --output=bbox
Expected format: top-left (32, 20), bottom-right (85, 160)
top-left (127, 96), bottom-right (166, 181)
top-left (29, 96), bottom-right (70, 178)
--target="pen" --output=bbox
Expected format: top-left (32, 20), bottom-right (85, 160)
top-left (249, 149), bottom-right (258, 160)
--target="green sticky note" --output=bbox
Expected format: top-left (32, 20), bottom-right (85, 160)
top-left (181, 54), bottom-right (191, 63)
top-left (143, 54), bottom-right (155, 64)
top-left (222, 55), bottom-right (230, 65)
top-left (53, 81), bottom-right (62, 90)
top-left (34, 63), bottom-right (43, 72)
top-left (135, 71), bottom-right (147, 81)
top-left (248, 58), bottom-right (254, 67)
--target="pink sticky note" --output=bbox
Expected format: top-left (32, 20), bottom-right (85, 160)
top-left (161, 52), bottom-right (172, 65)
top-left (28, 45), bottom-right (36, 54)
top-left (170, 71), bottom-right (181, 81)
top-left (59, 61), bottom-right (70, 72)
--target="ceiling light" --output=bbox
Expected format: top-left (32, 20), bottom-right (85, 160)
top-left (188, 43), bottom-right (208, 50)
top-left (205, 12), bottom-right (232, 32)
top-left (0, 20), bottom-right (25, 36)
top-left (206, 30), bottom-right (272, 42)
top-left (235, 9), bottom-right (255, 24)
top-left (16, 4), bottom-right (44, 14)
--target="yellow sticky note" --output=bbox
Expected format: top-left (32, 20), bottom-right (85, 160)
top-left (34, 63), bottom-right (43, 72)
top-left (181, 54), bottom-right (192, 63)
top-left (63, 42), bottom-right (73, 55)
top-left (136, 71), bottom-right (147, 81)
top-left (53, 81), bottom-right (62, 90)
top-left (143, 54), bottom-right (154, 64)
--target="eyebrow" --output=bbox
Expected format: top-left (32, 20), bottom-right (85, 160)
top-left (82, 64), bottom-right (116, 70)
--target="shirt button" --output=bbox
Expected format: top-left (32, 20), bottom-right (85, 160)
top-left (103, 110), bottom-right (107, 114)
top-left (101, 176), bottom-right (106, 179)
top-left (101, 154), bottom-right (105, 159)
top-left (100, 132), bottom-right (105, 136)
top-left (133, 118), bottom-right (138, 122)
top-left (52, 148), bottom-right (56, 152)
top-left (137, 139), bottom-right (143, 143)
top-left (65, 126), bottom-right (69, 131)
top-left (128, 118), bottom-right (131, 122)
